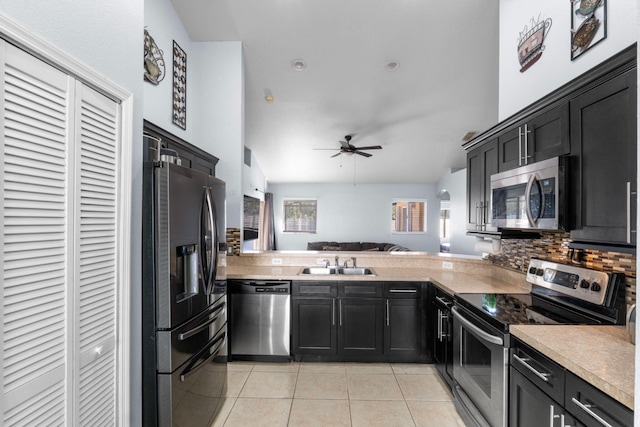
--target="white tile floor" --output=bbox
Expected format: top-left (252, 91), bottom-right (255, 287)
top-left (210, 362), bottom-right (465, 427)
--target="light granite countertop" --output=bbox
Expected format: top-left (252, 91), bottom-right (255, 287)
top-left (227, 255), bottom-right (634, 411)
top-left (510, 324), bottom-right (634, 410)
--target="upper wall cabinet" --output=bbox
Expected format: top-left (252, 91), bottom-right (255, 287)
top-left (466, 140), bottom-right (498, 232)
top-left (569, 66), bottom-right (637, 246)
top-left (497, 103), bottom-right (570, 172)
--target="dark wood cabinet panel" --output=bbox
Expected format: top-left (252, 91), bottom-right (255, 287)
top-left (510, 367), bottom-right (565, 427)
top-left (143, 120), bottom-right (219, 175)
top-left (291, 297), bottom-right (337, 355)
top-left (340, 298), bottom-right (384, 358)
top-left (291, 281), bottom-right (426, 362)
top-left (385, 298), bottom-right (421, 355)
top-left (569, 68), bottom-right (637, 246)
top-left (466, 139), bottom-right (498, 231)
top-left (498, 104), bottom-right (569, 172)
top-left (566, 372), bottom-right (633, 427)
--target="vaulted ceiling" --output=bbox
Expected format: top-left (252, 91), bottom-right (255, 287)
top-left (171, 0), bottom-right (500, 184)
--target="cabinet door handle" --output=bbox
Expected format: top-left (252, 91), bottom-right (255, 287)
top-left (512, 354), bottom-right (550, 382)
top-left (550, 405), bottom-right (561, 427)
top-left (518, 126), bottom-right (523, 166)
top-left (386, 299), bottom-right (390, 326)
top-left (332, 298), bottom-right (336, 326)
top-left (339, 299), bottom-right (343, 326)
top-left (439, 312), bottom-right (449, 339)
top-left (390, 289), bottom-right (417, 293)
top-left (571, 398), bottom-right (613, 427)
top-left (627, 182), bottom-right (636, 244)
top-left (524, 123), bottom-right (530, 164)
top-left (435, 296), bottom-right (452, 307)
top-left (437, 308), bottom-right (442, 340)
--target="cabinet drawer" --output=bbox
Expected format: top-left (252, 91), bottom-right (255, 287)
top-left (384, 282), bottom-right (422, 298)
top-left (293, 281), bottom-right (337, 297)
top-left (511, 338), bottom-right (565, 405)
top-left (339, 282), bottom-right (382, 297)
top-left (565, 371), bottom-right (633, 427)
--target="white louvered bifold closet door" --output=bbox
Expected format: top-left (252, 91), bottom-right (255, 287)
top-left (1, 41), bottom-right (120, 426)
top-left (73, 83), bottom-right (119, 426)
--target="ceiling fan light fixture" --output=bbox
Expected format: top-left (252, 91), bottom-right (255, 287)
top-left (292, 59), bottom-right (306, 71)
top-left (385, 60), bottom-right (400, 72)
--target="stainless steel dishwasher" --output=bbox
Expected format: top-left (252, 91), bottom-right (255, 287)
top-left (229, 280), bottom-right (291, 360)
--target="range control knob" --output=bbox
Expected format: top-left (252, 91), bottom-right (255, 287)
top-left (529, 266), bottom-right (537, 275)
top-left (580, 279), bottom-right (590, 289)
top-left (591, 282), bottom-right (601, 292)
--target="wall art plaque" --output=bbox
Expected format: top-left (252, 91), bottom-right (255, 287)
top-left (172, 40), bottom-right (187, 129)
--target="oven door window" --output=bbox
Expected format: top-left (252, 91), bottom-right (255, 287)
top-left (460, 326), bottom-right (493, 398)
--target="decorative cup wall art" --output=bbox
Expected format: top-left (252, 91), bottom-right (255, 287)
top-left (571, 0), bottom-right (607, 60)
top-left (143, 28), bottom-right (165, 85)
top-left (516, 14), bottom-right (552, 73)
top-left (173, 40), bottom-right (187, 129)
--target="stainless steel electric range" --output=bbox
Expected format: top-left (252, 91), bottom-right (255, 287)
top-left (451, 258), bottom-right (626, 427)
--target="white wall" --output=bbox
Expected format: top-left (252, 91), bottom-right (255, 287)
top-left (499, 0), bottom-right (638, 119)
top-left (144, 1), bottom-right (245, 229)
top-left (269, 183), bottom-right (441, 252)
top-left (436, 169), bottom-right (477, 255)
top-left (0, 2), bottom-right (144, 425)
top-left (191, 41), bottom-right (244, 228)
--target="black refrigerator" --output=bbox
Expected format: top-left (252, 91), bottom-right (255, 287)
top-left (142, 155), bottom-right (228, 427)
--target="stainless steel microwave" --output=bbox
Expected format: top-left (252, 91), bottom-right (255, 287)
top-left (490, 156), bottom-right (567, 230)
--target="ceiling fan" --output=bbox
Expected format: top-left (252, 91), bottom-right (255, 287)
top-left (315, 135), bottom-right (383, 158)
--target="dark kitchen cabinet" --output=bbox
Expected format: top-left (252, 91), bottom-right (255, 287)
top-left (569, 67), bottom-right (637, 247)
top-left (510, 338), bottom-right (632, 427)
top-left (566, 371), bottom-right (633, 427)
top-left (291, 281), bottom-right (425, 362)
top-left (431, 285), bottom-right (454, 390)
top-left (384, 282), bottom-right (424, 361)
top-left (466, 139), bottom-right (498, 231)
top-left (497, 103), bottom-right (569, 172)
top-left (143, 119), bottom-right (219, 175)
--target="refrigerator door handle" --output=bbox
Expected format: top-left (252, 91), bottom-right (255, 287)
top-left (201, 187), bottom-right (216, 294)
top-left (209, 186), bottom-right (219, 286)
top-left (179, 330), bottom-right (226, 382)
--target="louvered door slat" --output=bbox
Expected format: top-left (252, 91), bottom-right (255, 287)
top-left (75, 82), bottom-right (118, 425)
top-left (2, 42), bottom-right (71, 427)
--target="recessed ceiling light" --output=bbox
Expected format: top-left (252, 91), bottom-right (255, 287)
top-left (385, 60), bottom-right (400, 72)
top-left (292, 59), bottom-right (306, 71)
top-left (264, 89), bottom-right (274, 103)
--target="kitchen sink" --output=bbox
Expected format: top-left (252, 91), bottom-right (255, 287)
top-left (298, 266), bottom-right (376, 276)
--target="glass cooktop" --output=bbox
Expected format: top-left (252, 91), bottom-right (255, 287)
top-left (454, 292), bottom-right (606, 332)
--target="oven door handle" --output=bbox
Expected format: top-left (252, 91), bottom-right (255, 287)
top-left (452, 306), bottom-right (503, 346)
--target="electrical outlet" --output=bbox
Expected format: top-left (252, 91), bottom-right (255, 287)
top-left (271, 258), bottom-right (282, 265)
top-left (316, 258), bottom-right (328, 265)
top-left (272, 267), bottom-right (282, 275)
top-left (442, 261), bottom-right (454, 270)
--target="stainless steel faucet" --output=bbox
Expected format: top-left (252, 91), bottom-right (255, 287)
top-left (343, 257), bottom-right (357, 268)
top-left (335, 256), bottom-right (339, 268)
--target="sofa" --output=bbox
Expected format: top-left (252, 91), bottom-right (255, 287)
top-left (306, 241), bottom-right (410, 252)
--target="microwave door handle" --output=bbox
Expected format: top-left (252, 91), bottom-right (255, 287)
top-left (524, 174), bottom-right (542, 227)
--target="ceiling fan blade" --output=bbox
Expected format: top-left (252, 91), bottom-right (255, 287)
top-left (353, 145), bottom-right (382, 150)
top-left (330, 152), bottom-right (342, 158)
top-left (354, 150), bottom-right (372, 157)
top-left (313, 148), bottom-right (340, 150)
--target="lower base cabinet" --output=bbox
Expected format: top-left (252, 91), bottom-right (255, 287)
top-left (291, 281), bottom-right (426, 362)
top-left (510, 338), bottom-right (632, 427)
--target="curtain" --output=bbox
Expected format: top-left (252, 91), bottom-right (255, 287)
top-left (261, 192), bottom-right (277, 250)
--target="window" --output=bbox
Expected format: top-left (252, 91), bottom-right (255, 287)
top-left (283, 199), bottom-right (317, 233)
top-left (391, 200), bottom-right (426, 233)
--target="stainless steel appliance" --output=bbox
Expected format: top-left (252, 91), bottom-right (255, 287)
top-left (142, 153), bottom-right (228, 427)
top-left (229, 280), bottom-right (291, 360)
top-left (490, 156), bottom-right (568, 230)
top-left (452, 258), bottom-right (625, 427)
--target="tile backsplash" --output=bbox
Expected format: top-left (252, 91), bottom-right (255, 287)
top-left (489, 231), bottom-right (636, 305)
